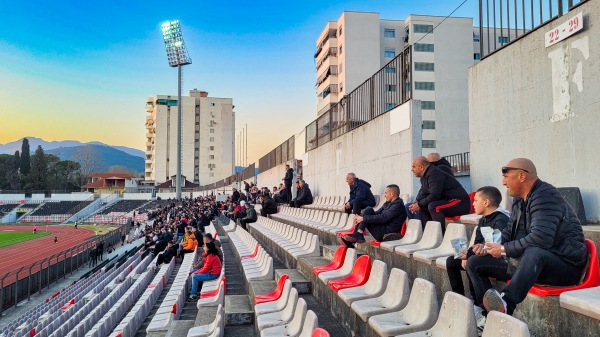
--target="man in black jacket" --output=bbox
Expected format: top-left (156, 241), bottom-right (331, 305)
top-left (290, 180), bottom-right (313, 208)
top-left (282, 165), bottom-right (294, 202)
top-left (260, 194), bottom-right (278, 216)
top-left (467, 158), bottom-right (587, 317)
top-left (231, 188), bottom-right (241, 203)
top-left (409, 156), bottom-right (470, 232)
top-left (427, 152), bottom-right (455, 176)
top-left (342, 184), bottom-right (407, 247)
top-left (344, 173), bottom-right (377, 215)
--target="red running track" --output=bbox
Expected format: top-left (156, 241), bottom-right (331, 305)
top-left (0, 225), bottom-right (95, 285)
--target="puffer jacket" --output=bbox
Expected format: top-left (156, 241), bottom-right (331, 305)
top-left (501, 179), bottom-right (587, 267)
top-left (430, 158), bottom-right (454, 176)
top-left (473, 207), bottom-right (510, 245)
top-left (296, 184), bottom-right (313, 204)
top-left (348, 179), bottom-right (376, 207)
top-left (416, 165), bottom-right (469, 208)
top-left (362, 197), bottom-right (407, 234)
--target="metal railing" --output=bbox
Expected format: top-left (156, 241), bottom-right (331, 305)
top-left (479, 0), bottom-right (589, 58)
top-left (258, 136), bottom-right (295, 173)
top-left (307, 46), bottom-right (412, 151)
top-left (0, 224), bottom-right (128, 315)
top-left (445, 152), bottom-right (471, 176)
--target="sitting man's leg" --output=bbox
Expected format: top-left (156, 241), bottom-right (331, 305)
top-left (466, 254), bottom-right (511, 313)
top-left (351, 200), bottom-right (367, 215)
top-left (427, 198), bottom-right (471, 233)
top-left (342, 207), bottom-right (376, 244)
top-left (483, 247), bottom-right (584, 315)
top-left (405, 203), bottom-right (421, 220)
top-left (446, 256), bottom-right (467, 296)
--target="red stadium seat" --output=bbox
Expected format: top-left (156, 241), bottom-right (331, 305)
top-left (254, 274), bottom-right (288, 304)
top-left (201, 277), bottom-right (227, 299)
top-left (328, 255), bottom-right (371, 292)
top-left (312, 328), bottom-right (330, 337)
top-left (313, 246), bottom-right (347, 275)
top-left (446, 192), bottom-right (476, 222)
top-left (241, 244), bottom-right (260, 259)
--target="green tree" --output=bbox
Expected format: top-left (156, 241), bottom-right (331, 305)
top-left (20, 138), bottom-right (31, 175)
top-left (11, 151), bottom-right (21, 189)
top-left (48, 159), bottom-right (81, 191)
top-left (26, 145), bottom-right (48, 190)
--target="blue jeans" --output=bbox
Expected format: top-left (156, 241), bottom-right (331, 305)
top-left (175, 233), bottom-right (184, 244)
top-left (190, 273), bottom-right (219, 295)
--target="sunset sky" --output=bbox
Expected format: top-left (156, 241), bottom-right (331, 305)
top-left (0, 0), bottom-right (477, 164)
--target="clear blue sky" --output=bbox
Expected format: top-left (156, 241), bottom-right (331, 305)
top-left (0, 0), bottom-right (478, 163)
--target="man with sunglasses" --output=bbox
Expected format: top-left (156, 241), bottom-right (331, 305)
top-left (466, 158), bottom-right (587, 318)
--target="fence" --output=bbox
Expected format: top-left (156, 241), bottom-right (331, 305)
top-left (445, 152), bottom-right (471, 176)
top-left (479, 0), bottom-right (588, 58)
top-left (0, 224), bottom-right (127, 315)
top-left (258, 136), bottom-right (295, 173)
top-left (307, 45), bottom-right (412, 151)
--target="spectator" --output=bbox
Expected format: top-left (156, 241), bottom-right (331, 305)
top-left (157, 241), bottom-right (178, 266)
top-left (191, 233), bottom-right (223, 272)
top-left (445, 186), bottom-right (509, 329)
top-left (33, 225), bottom-right (37, 234)
top-left (344, 173), bottom-right (376, 215)
top-left (179, 229), bottom-right (198, 258)
top-left (467, 158), bottom-right (587, 317)
top-left (260, 194), bottom-right (278, 217)
top-left (175, 220), bottom-right (186, 244)
top-left (272, 186), bottom-right (278, 198)
top-left (427, 152), bottom-right (455, 176)
top-left (274, 183), bottom-right (288, 204)
top-left (290, 180), bottom-right (313, 208)
top-left (341, 184), bottom-right (406, 247)
top-left (408, 156), bottom-right (470, 232)
top-left (244, 181), bottom-right (250, 199)
top-left (282, 164), bottom-right (294, 202)
top-left (240, 202), bottom-right (257, 230)
top-left (97, 241), bottom-right (105, 261)
top-left (89, 248), bottom-right (98, 267)
top-left (153, 228), bottom-right (172, 255)
top-left (188, 242), bottom-right (222, 300)
top-left (231, 188), bottom-right (241, 203)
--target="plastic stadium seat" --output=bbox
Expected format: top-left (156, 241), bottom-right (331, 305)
top-left (256, 288), bottom-right (299, 330)
top-left (313, 246), bottom-right (347, 275)
top-left (200, 277), bottom-right (226, 299)
top-left (255, 280), bottom-right (293, 316)
top-left (260, 298), bottom-right (308, 337)
top-left (395, 221), bottom-right (443, 258)
top-left (380, 219), bottom-right (423, 252)
top-left (318, 249), bottom-right (357, 284)
top-left (338, 260), bottom-right (388, 305)
top-left (311, 328), bottom-right (330, 337)
top-left (482, 311), bottom-right (530, 337)
top-left (242, 244), bottom-right (261, 259)
top-left (529, 239), bottom-right (600, 296)
top-left (255, 274), bottom-right (289, 304)
top-left (412, 223), bottom-right (467, 264)
top-left (329, 255), bottom-right (372, 292)
top-left (370, 221), bottom-right (407, 246)
top-left (351, 268), bottom-right (410, 322)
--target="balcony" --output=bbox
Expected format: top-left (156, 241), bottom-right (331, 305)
top-left (146, 133), bottom-right (153, 138)
top-left (146, 142), bottom-right (153, 147)
top-left (145, 167), bottom-right (153, 173)
top-left (316, 47), bottom-right (338, 70)
top-left (316, 65), bottom-right (338, 87)
top-left (145, 158), bottom-right (153, 164)
top-left (145, 104), bottom-right (154, 113)
top-left (314, 28), bottom-right (337, 58)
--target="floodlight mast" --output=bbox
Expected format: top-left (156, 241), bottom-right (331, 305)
top-left (161, 20), bottom-right (192, 201)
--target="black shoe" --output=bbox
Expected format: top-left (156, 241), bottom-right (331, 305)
top-left (338, 236), bottom-right (355, 248)
top-left (344, 232), bottom-right (366, 244)
top-left (382, 233), bottom-right (402, 242)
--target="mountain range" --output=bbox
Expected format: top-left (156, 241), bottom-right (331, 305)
top-left (0, 137), bottom-right (145, 174)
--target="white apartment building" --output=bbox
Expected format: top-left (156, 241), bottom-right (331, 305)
top-left (144, 89), bottom-right (235, 186)
top-left (315, 11), bottom-right (481, 156)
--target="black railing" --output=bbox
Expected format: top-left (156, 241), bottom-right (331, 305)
top-left (479, 0), bottom-right (588, 58)
top-left (307, 46), bottom-right (412, 151)
top-left (258, 136), bottom-right (295, 173)
top-left (445, 152), bottom-right (471, 176)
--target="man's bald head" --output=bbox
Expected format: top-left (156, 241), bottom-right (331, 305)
top-left (411, 156), bottom-right (430, 177)
top-left (427, 153), bottom-right (441, 162)
top-left (506, 158), bottom-right (538, 176)
top-left (414, 156), bottom-right (430, 167)
top-left (502, 158), bottom-right (539, 199)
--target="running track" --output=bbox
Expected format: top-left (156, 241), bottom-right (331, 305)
top-left (0, 225), bottom-right (95, 285)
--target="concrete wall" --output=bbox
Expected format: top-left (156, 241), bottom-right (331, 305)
top-left (469, 1), bottom-right (600, 222)
top-left (256, 160), bottom-right (300, 199)
top-left (0, 194), bottom-right (26, 201)
top-left (51, 193), bottom-right (94, 201)
top-left (303, 100), bottom-right (422, 200)
top-left (123, 193), bottom-right (152, 200)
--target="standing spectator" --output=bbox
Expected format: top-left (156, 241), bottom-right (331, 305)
top-left (244, 181), bottom-right (250, 199)
top-left (344, 173), bottom-right (376, 215)
top-left (282, 164), bottom-right (294, 202)
top-left (231, 188), bottom-right (241, 203)
top-left (289, 180), bottom-right (313, 208)
top-left (408, 156), bottom-right (470, 233)
top-left (89, 248), bottom-right (98, 267)
top-left (97, 241), bottom-right (105, 261)
top-left (188, 242), bottom-right (222, 300)
top-left (427, 152), bottom-right (455, 176)
top-left (176, 220), bottom-right (186, 244)
top-left (240, 202), bottom-right (257, 230)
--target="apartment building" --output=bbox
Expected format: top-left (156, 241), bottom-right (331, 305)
top-left (315, 11), bottom-right (481, 156)
top-left (144, 89), bottom-right (235, 186)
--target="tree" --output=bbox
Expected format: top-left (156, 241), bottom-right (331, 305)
top-left (72, 145), bottom-right (102, 187)
top-left (20, 138), bottom-right (31, 175)
top-left (25, 145), bottom-right (48, 190)
top-left (107, 165), bottom-right (135, 175)
top-left (11, 151), bottom-right (20, 190)
top-left (48, 160), bottom-right (81, 191)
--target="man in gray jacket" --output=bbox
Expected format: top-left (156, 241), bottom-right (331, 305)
top-left (466, 158), bottom-right (587, 317)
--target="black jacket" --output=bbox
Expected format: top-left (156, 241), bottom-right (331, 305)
top-left (232, 190), bottom-right (240, 203)
top-left (296, 184), bottom-right (313, 204)
top-left (284, 168), bottom-right (294, 185)
top-left (348, 179), bottom-right (376, 207)
top-left (262, 197), bottom-right (278, 214)
top-left (430, 158), bottom-right (454, 176)
top-left (473, 209), bottom-right (510, 245)
top-left (501, 179), bottom-right (587, 267)
top-left (416, 165), bottom-right (469, 208)
top-left (362, 198), bottom-right (407, 234)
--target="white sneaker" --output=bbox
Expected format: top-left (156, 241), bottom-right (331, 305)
top-left (474, 305), bottom-right (486, 331)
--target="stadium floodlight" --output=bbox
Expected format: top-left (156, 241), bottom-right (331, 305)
top-left (161, 20), bottom-right (192, 200)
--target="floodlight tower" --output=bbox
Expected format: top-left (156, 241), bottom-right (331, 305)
top-left (161, 20), bottom-right (191, 201)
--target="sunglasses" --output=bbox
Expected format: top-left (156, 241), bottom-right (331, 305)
top-left (501, 166), bottom-right (530, 174)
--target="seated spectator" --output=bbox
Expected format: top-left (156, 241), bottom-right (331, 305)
top-left (191, 233), bottom-right (223, 273)
top-left (272, 186), bottom-right (278, 198)
top-left (427, 152), bottom-right (454, 176)
top-left (188, 242), bottom-right (222, 300)
top-left (274, 183), bottom-right (288, 204)
top-left (467, 158), bottom-right (587, 318)
top-left (445, 186), bottom-right (509, 329)
top-left (408, 156), bottom-right (470, 233)
top-left (240, 202), bottom-right (257, 230)
top-left (153, 228), bottom-right (172, 255)
top-left (260, 194), bottom-right (278, 217)
top-left (344, 173), bottom-right (376, 215)
top-left (157, 241), bottom-right (178, 266)
top-left (179, 230), bottom-right (197, 258)
top-left (290, 180), bottom-right (313, 208)
top-left (231, 188), bottom-right (241, 203)
top-left (341, 184), bottom-right (406, 247)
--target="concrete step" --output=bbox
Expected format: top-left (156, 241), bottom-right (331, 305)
top-left (224, 295), bottom-right (254, 326)
top-left (275, 269), bottom-right (311, 294)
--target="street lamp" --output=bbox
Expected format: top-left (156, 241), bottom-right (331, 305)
top-left (161, 20), bottom-right (192, 201)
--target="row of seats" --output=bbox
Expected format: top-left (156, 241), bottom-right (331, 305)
top-left (312, 247), bottom-right (530, 336)
top-left (97, 200), bottom-right (149, 215)
top-left (272, 208), bottom-right (355, 236)
top-left (29, 201), bottom-right (92, 216)
top-left (250, 216), bottom-right (320, 259)
top-left (227, 222), bottom-right (273, 281)
top-left (302, 196), bottom-right (347, 212)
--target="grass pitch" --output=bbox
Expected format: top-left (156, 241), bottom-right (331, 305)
top-left (0, 231), bottom-right (51, 248)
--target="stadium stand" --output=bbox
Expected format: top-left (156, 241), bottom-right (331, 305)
top-left (96, 200), bottom-right (149, 215)
top-left (0, 203), bottom-right (19, 215)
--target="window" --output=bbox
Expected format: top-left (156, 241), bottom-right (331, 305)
top-left (415, 62), bottom-right (434, 71)
top-left (415, 82), bottom-right (435, 90)
top-left (384, 28), bottom-right (396, 38)
top-left (384, 103), bottom-right (395, 111)
top-left (209, 155), bottom-right (214, 159)
top-left (209, 173), bottom-right (214, 177)
top-left (385, 84), bottom-right (397, 92)
top-left (339, 83), bottom-right (343, 93)
top-left (498, 36), bottom-right (509, 43)
top-left (474, 53), bottom-right (481, 60)
top-left (473, 33), bottom-right (480, 42)
top-left (209, 146), bottom-right (214, 150)
top-left (385, 67), bottom-right (396, 74)
top-left (339, 26), bottom-right (342, 36)
top-left (210, 129), bottom-right (214, 133)
top-left (211, 103), bottom-right (215, 106)
top-left (210, 137), bottom-right (214, 142)
top-left (421, 101), bottom-right (436, 110)
top-left (414, 43), bottom-right (434, 52)
top-left (422, 140), bottom-right (436, 148)
top-left (422, 121), bottom-right (436, 129)
top-left (384, 48), bottom-right (395, 58)
top-left (413, 24), bottom-right (434, 33)
top-left (339, 45), bottom-right (343, 55)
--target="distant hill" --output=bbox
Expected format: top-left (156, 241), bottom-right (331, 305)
top-left (0, 137), bottom-right (145, 158)
top-left (47, 145), bottom-right (144, 174)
